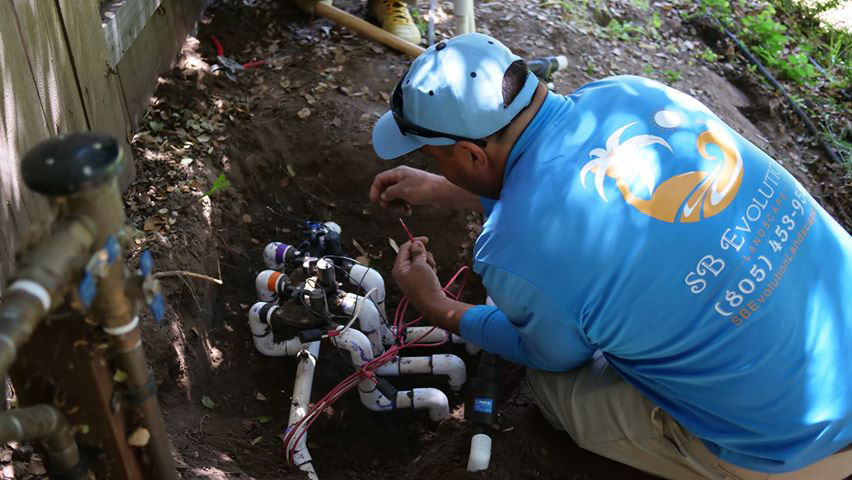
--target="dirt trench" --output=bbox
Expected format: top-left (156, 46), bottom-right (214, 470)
top-left (117, 0), bottom-right (849, 479)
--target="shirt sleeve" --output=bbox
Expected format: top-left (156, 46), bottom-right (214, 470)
top-left (460, 305), bottom-right (532, 366)
top-left (460, 263), bottom-right (595, 371)
top-left (480, 197), bottom-right (497, 217)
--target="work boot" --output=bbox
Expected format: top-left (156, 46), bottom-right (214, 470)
top-left (293, 0), bottom-right (331, 14)
top-left (368, 0), bottom-right (423, 45)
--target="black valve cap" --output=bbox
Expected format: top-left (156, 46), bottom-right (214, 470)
top-left (22, 133), bottom-right (122, 196)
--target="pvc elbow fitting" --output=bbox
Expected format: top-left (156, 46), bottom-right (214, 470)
top-left (396, 388), bottom-right (449, 421)
top-left (348, 264), bottom-right (386, 311)
top-left (466, 433), bottom-right (492, 472)
top-left (248, 302), bottom-right (301, 357)
top-left (330, 328), bottom-right (375, 367)
top-left (432, 354), bottom-right (467, 391)
top-left (338, 293), bottom-right (384, 356)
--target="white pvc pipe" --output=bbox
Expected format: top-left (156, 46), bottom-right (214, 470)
top-left (466, 433), bottom-right (492, 472)
top-left (348, 264), bottom-right (386, 313)
top-left (453, 0), bottom-right (475, 34)
top-left (347, 265), bottom-right (394, 346)
top-left (330, 327), bottom-right (375, 367)
top-left (263, 242), bottom-right (293, 270)
top-left (255, 269), bottom-right (286, 302)
top-left (395, 326), bottom-right (481, 355)
top-left (395, 388), bottom-right (450, 421)
top-left (432, 354), bottom-right (466, 391)
top-left (248, 302), bottom-right (303, 357)
top-left (339, 293), bottom-right (385, 356)
top-left (331, 329), bottom-right (450, 420)
top-left (375, 354), bottom-right (467, 391)
top-left (287, 342), bottom-right (320, 480)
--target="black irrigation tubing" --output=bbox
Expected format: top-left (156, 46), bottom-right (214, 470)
top-left (705, 15), bottom-right (844, 165)
top-left (807, 56), bottom-right (852, 102)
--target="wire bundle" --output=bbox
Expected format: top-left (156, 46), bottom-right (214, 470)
top-left (282, 265), bottom-right (470, 465)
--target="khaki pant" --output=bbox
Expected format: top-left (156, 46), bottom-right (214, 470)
top-left (526, 352), bottom-right (852, 480)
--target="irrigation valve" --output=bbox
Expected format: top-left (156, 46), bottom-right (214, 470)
top-left (248, 219), bottom-right (478, 479)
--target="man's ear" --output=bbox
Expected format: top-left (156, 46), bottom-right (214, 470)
top-left (454, 141), bottom-right (489, 170)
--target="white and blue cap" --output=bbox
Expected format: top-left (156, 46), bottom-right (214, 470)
top-left (372, 32), bottom-right (539, 160)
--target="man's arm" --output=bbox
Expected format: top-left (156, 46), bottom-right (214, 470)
top-left (393, 241), bottom-right (594, 370)
top-left (370, 166), bottom-right (483, 213)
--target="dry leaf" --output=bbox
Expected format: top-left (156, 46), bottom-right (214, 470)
top-left (242, 214), bottom-right (252, 223)
top-left (297, 107), bottom-right (311, 119)
top-left (280, 177), bottom-right (291, 188)
top-left (303, 93), bottom-right (316, 105)
top-left (388, 237), bottom-right (400, 253)
top-left (351, 239), bottom-right (368, 257)
top-left (256, 392), bottom-right (268, 401)
top-left (143, 216), bottom-right (162, 232)
top-left (355, 255), bottom-right (370, 266)
top-left (113, 369), bottom-right (128, 383)
top-left (127, 427), bottom-right (151, 447)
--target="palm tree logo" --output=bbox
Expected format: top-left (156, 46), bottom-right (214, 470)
top-left (579, 121), bottom-right (744, 223)
top-left (579, 122), bottom-right (671, 202)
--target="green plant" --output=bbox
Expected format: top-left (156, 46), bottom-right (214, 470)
top-left (741, 6), bottom-right (818, 84)
top-left (651, 12), bottom-right (662, 30)
top-left (699, 0), bottom-right (733, 24)
top-left (699, 48), bottom-right (719, 62)
top-left (202, 174), bottom-right (232, 199)
top-left (631, 0), bottom-right (650, 10)
top-left (663, 69), bottom-right (683, 83)
top-left (585, 61), bottom-right (598, 75)
top-left (409, 7), bottom-right (428, 37)
top-left (603, 19), bottom-right (644, 41)
top-left (642, 65), bottom-right (655, 76)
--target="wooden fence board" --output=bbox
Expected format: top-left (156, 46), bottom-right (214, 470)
top-left (57, 0), bottom-right (136, 187)
top-left (101, 0), bottom-right (163, 68)
top-left (11, 0), bottom-right (89, 135)
top-left (0, 0), bottom-right (52, 293)
top-left (116, 0), bottom-right (178, 128)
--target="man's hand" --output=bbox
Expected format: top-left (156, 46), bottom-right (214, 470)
top-left (392, 236), bottom-right (442, 305)
top-left (370, 166), bottom-right (444, 215)
top-left (369, 166), bottom-right (484, 214)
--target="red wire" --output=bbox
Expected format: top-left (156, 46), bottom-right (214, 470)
top-left (283, 265), bottom-right (471, 465)
top-left (210, 35), bottom-right (224, 56)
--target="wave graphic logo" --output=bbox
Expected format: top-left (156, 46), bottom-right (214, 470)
top-left (579, 118), bottom-right (744, 223)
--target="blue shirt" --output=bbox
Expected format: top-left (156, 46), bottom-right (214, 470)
top-left (460, 76), bottom-right (852, 473)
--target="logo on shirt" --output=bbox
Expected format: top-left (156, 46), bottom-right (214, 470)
top-left (579, 115), bottom-right (743, 223)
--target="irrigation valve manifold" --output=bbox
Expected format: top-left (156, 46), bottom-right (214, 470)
top-left (248, 223), bottom-right (480, 479)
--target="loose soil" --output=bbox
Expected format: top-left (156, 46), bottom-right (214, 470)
top-left (114, 0), bottom-right (851, 479)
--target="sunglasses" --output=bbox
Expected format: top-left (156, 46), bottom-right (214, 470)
top-left (390, 73), bottom-right (487, 148)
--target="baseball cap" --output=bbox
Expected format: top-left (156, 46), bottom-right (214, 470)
top-left (372, 32), bottom-right (539, 160)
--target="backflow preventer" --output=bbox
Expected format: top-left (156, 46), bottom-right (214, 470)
top-left (248, 222), bottom-right (481, 479)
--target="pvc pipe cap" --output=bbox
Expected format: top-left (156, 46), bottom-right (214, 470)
top-left (466, 433), bottom-right (492, 472)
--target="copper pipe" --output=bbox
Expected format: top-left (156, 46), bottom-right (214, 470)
top-left (0, 218), bottom-right (96, 377)
top-left (66, 160), bottom-right (178, 479)
top-left (0, 405), bottom-right (83, 476)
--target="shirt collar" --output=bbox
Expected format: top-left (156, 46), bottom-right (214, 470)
top-left (502, 91), bottom-right (565, 182)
